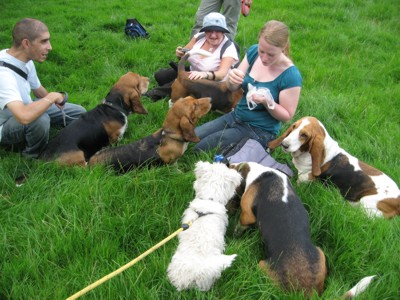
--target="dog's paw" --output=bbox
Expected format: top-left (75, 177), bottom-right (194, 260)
top-left (234, 223), bottom-right (248, 237)
top-left (297, 172), bottom-right (312, 184)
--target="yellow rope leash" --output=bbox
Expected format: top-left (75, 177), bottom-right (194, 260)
top-left (66, 222), bottom-right (192, 300)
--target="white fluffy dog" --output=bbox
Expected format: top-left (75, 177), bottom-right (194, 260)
top-left (167, 161), bottom-right (242, 291)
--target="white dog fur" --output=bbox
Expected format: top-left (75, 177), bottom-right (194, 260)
top-left (167, 161), bottom-right (242, 291)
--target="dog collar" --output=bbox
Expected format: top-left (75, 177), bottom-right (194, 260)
top-left (195, 211), bottom-right (213, 218)
top-left (102, 99), bottom-right (131, 116)
top-left (194, 198), bottom-right (215, 218)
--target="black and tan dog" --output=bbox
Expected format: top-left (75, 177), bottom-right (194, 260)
top-left (230, 161), bottom-right (376, 298)
top-left (230, 162), bottom-right (327, 297)
top-left (39, 72), bottom-right (149, 166)
top-left (170, 52), bottom-right (242, 113)
top-left (88, 96), bottom-right (212, 173)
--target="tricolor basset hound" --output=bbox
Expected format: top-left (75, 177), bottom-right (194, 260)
top-left (230, 161), bottom-right (376, 298)
top-left (40, 72), bottom-right (149, 166)
top-left (170, 51), bottom-right (243, 113)
top-left (88, 96), bottom-right (212, 173)
top-left (230, 162), bottom-right (327, 297)
top-left (268, 116), bottom-right (400, 218)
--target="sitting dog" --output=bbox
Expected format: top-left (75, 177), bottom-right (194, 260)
top-left (39, 72), bottom-right (149, 166)
top-left (230, 162), bottom-right (327, 297)
top-left (268, 116), bottom-right (400, 218)
top-left (88, 96), bottom-right (212, 172)
top-left (167, 161), bottom-right (242, 291)
top-left (170, 51), bottom-right (243, 113)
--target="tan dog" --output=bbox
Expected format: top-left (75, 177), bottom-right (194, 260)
top-left (40, 72), bottom-right (149, 166)
top-left (268, 116), bottom-right (400, 218)
top-left (170, 52), bottom-right (242, 113)
top-left (89, 96), bottom-right (212, 173)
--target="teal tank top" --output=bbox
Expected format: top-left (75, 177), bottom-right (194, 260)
top-left (234, 44), bottom-right (302, 135)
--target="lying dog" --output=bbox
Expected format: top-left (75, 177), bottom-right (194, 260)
top-left (268, 116), bottom-right (400, 218)
top-left (167, 161), bottom-right (242, 291)
top-left (231, 161), bottom-right (327, 297)
top-left (170, 51), bottom-right (243, 113)
top-left (88, 96), bottom-right (212, 172)
top-left (39, 72), bottom-right (149, 166)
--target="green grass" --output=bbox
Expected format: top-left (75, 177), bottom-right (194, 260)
top-left (1, 0), bottom-right (399, 299)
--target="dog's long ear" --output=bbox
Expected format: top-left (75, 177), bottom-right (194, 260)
top-left (268, 125), bottom-right (294, 150)
top-left (129, 88), bottom-right (148, 114)
top-left (117, 72), bottom-right (148, 115)
top-left (309, 134), bottom-right (325, 177)
top-left (180, 116), bottom-right (200, 142)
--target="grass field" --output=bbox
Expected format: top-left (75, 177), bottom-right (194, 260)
top-left (1, 0), bottom-right (399, 299)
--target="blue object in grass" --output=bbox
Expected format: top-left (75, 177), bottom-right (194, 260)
top-left (214, 154), bottom-right (225, 163)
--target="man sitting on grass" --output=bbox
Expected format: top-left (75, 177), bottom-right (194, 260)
top-left (0, 18), bottom-right (86, 158)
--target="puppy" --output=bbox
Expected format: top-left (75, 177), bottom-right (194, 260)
top-left (39, 72), bottom-right (149, 166)
top-left (231, 162), bottom-right (327, 297)
top-left (170, 51), bottom-right (243, 113)
top-left (268, 116), bottom-right (400, 218)
top-left (88, 96), bottom-right (211, 172)
top-left (167, 161), bottom-right (242, 291)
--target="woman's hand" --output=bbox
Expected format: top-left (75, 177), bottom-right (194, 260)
top-left (176, 46), bottom-right (186, 58)
top-left (188, 71), bottom-right (208, 80)
top-left (251, 89), bottom-right (276, 110)
top-left (228, 69), bottom-right (245, 87)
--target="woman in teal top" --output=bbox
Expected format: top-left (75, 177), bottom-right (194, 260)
top-left (194, 20), bottom-right (302, 152)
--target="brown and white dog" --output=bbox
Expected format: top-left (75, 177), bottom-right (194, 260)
top-left (40, 72), bottom-right (149, 166)
top-left (88, 96), bottom-right (212, 173)
top-left (170, 51), bottom-right (243, 113)
top-left (231, 162), bottom-right (327, 297)
top-left (268, 116), bottom-right (400, 218)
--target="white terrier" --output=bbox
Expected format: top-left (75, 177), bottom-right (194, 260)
top-left (167, 161), bottom-right (242, 291)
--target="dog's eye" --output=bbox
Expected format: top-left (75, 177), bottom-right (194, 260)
top-left (300, 133), bottom-right (308, 140)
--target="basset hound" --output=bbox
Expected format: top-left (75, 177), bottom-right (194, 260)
top-left (170, 51), bottom-right (243, 113)
top-left (230, 162), bottom-right (327, 297)
top-left (230, 161), bottom-right (376, 298)
top-left (268, 116), bottom-right (400, 218)
top-left (88, 96), bottom-right (212, 173)
top-left (39, 72), bottom-right (149, 166)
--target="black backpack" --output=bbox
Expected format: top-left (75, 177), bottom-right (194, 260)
top-left (125, 18), bottom-right (149, 39)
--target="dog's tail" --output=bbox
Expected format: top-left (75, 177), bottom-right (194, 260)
top-left (177, 50), bottom-right (212, 73)
top-left (342, 275), bottom-right (376, 299)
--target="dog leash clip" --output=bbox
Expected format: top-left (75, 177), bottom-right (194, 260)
top-left (181, 222), bottom-right (192, 231)
top-left (57, 92), bottom-right (68, 126)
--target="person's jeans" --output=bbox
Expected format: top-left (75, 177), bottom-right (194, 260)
top-left (0, 103), bottom-right (85, 158)
top-left (193, 111), bottom-right (275, 153)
